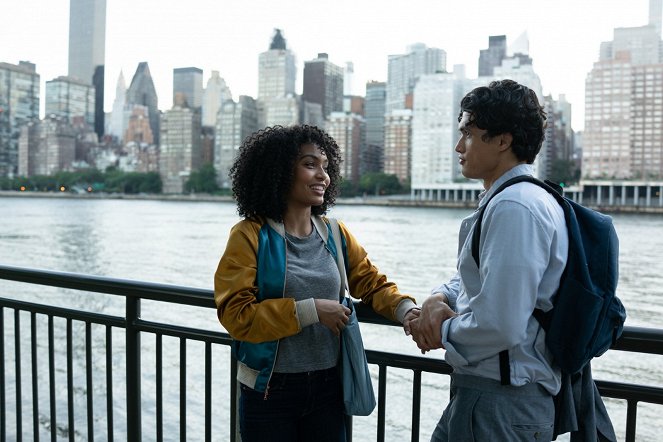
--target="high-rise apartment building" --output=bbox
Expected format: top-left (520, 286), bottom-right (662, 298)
top-left (173, 67), bottom-right (203, 109)
top-left (68, 0), bottom-right (106, 140)
top-left (584, 2), bottom-right (663, 179)
top-left (326, 112), bottom-right (365, 184)
top-left (630, 64), bottom-right (663, 178)
top-left (214, 95), bottom-right (259, 188)
top-left (45, 76), bottom-right (96, 128)
top-left (411, 73), bottom-right (463, 189)
top-left (159, 97), bottom-right (202, 193)
top-left (126, 62), bottom-right (160, 145)
top-left (383, 110), bottom-right (412, 184)
top-left (303, 53), bottom-right (344, 119)
top-left (18, 116), bottom-right (76, 177)
top-left (202, 71), bottom-right (233, 127)
top-left (386, 43), bottom-right (446, 113)
top-left (0, 61), bottom-right (40, 177)
top-left (478, 35), bottom-right (507, 77)
top-left (385, 43), bottom-right (446, 185)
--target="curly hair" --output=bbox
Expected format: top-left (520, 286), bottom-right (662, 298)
top-left (229, 124), bottom-right (342, 221)
top-left (458, 79), bottom-right (547, 164)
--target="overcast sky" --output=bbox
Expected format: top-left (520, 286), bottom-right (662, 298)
top-left (1, 0), bottom-right (654, 130)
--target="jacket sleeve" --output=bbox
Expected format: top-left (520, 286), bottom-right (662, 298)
top-left (214, 220), bottom-right (301, 343)
top-left (338, 221), bottom-right (417, 322)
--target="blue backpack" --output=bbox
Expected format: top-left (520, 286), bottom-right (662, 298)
top-left (471, 175), bottom-right (626, 380)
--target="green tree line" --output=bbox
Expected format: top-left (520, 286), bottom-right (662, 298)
top-left (0, 167), bottom-right (162, 194)
top-left (0, 165), bottom-right (407, 197)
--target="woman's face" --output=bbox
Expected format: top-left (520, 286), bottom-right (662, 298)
top-left (287, 143), bottom-right (330, 210)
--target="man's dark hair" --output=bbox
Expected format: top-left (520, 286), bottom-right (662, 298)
top-left (230, 124), bottom-right (341, 222)
top-left (458, 79), bottom-right (547, 164)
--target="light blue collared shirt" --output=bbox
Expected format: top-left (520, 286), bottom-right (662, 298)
top-left (433, 164), bottom-right (568, 394)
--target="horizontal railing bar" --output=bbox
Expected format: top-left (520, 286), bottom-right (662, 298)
top-left (611, 326), bottom-right (663, 354)
top-left (137, 320), bottom-right (233, 345)
top-left (597, 380), bottom-right (663, 405)
top-left (0, 264), bottom-right (214, 308)
top-left (366, 349), bottom-right (453, 374)
top-left (0, 297), bottom-right (125, 328)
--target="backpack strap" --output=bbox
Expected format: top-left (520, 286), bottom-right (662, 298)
top-left (471, 175), bottom-right (563, 386)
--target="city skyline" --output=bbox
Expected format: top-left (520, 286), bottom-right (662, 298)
top-left (1, 0), bottom-right (653, 130)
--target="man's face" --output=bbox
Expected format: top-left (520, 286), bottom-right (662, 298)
top-left (454, 112), bottom-right (504, 187)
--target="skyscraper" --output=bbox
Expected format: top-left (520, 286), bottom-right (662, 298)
top-left (258, 29), bottom-right (298, 128)
top-left (202, 71), bottom-right (233, 127)
top-left (126, 62), bottom-right (160, 145)
top-left (173, 67), bottom-right (203, 109)
top-left (0, 61), bottom-right (40, 177)
top-left (478, 35), bottom-right (507, 77)
top-left (365, 81), bottom-right (386, 159)
top-left (303, 53), bottom-right (344, 119)
top-left (45, 76), bottom-right (96, 128)
top-left (108, 71), bottom-right (127, 142)
top-left (258, 29), bottom-right (296, 100)
top-left (68, 0), bottom-right (106, 140)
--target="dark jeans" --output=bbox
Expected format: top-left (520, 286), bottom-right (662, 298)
top-left (239, 366), bottom-right (346, 442)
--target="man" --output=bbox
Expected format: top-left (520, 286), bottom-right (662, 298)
top-left (409, 79), bottom-right (569, 442)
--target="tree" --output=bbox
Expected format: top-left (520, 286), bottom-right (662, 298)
top-left (359, 173), bottom-right (403, 196)
top-left (185, 163), bottom-right (220, 194)
top-left (549, 159), bottom-right (580, 186)
top-left (339, 178), bottom-right (358, 197)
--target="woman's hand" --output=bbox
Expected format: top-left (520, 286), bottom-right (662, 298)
top-left (403, 308), bottom-right (421, 336)
top-left (315, 299), bottom-right (351, 336)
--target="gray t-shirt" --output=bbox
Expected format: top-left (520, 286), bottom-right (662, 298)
top-left (273, 227), bottom-right (341, 373)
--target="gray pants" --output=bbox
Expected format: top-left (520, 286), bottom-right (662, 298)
top-left (431, 374), bottom-right (554, 442)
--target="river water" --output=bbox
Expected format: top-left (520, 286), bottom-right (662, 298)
top-left (0, 196), bottom-right (662, 441)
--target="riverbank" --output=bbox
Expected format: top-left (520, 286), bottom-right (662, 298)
top-left (2, 190), bottom-right (662, 213)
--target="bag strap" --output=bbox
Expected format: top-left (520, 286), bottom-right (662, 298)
top-left (328, 218), bottom-right (351, 307)
top-left (470, 175), bottom-right (564, 386)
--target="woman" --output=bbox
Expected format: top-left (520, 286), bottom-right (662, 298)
top-left (214, 125), bottom-right (419, 441)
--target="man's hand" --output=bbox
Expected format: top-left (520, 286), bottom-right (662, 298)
top-left (409, 293), bottom-right (457, 353)
top-left (315, 299), bottom-right (351, 336)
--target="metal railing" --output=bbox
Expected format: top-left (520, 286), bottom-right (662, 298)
top-left (0, 264), bottom-right (662, 441)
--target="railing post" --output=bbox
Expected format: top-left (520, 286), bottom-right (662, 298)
top-left (626, 399), bottom-right (638, 442)
top-left (126, 296), bottom-right (141, 441)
